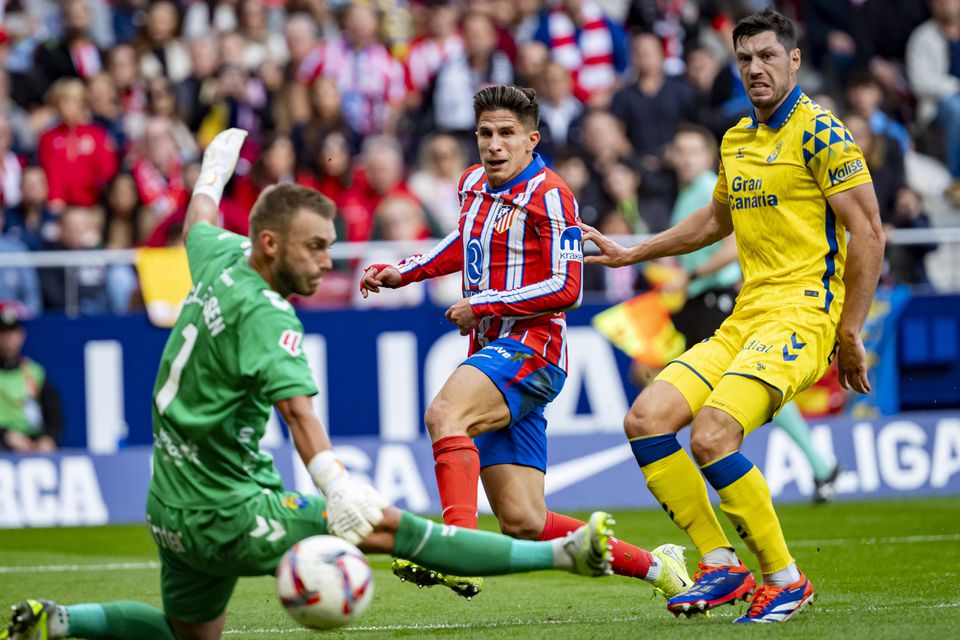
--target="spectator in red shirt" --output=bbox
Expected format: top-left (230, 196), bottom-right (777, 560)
top-left (37, 78), bottom-right (118, 212)
top-left (338, 135), bottom-right (417, 242)
top-left (297, 129), bottom-right (355, 206)
top-left (131, 116), bottom-right (187, 227)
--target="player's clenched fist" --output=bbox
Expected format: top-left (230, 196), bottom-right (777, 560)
top-left (359, 264), bottom-right (401, 298)
top-left (578, 221), bottom-right (633, 267)
top-left (193, 128), bottom-right (248, 205)
top-left (324, 478), bottom-right (388, 545)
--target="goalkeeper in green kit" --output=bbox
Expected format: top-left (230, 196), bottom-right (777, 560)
top-left (3, 129), bottom-right (616, 640)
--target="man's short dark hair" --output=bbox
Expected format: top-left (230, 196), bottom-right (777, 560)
top-left (847, 68), bottom-right (881, 90)
top-left (732, 8), bottom-right (798, 53)
top-left (473, 85), bottom-right (540, 130)
top-left (249, 184), bottom-right (335, 239)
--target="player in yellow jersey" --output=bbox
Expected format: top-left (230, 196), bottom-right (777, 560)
top-left (581, 9), bottom-right (883, 624)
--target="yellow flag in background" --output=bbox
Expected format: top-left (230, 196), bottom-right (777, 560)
top-left (592, 291), bottom-right (687, 368)
top-left (135, 247), bottom-right (191, 328)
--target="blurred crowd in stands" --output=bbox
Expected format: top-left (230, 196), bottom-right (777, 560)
top-left (0, 0), bottom-right (958, 317)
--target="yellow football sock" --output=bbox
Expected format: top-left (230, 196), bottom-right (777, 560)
top-left (631, 435), bottom-right (732, 556)
top-left (703, 452), bottom-right (794, 574)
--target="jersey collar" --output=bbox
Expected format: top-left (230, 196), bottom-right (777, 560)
top-left (486, 153), bottom-right (545, 194)
top-left (747, 84), bottom-right (802, 129)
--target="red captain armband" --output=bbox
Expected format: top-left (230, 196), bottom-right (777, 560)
top-left (360, 264), bottom-right (393, 292)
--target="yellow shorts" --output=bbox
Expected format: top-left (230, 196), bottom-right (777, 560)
top-left (656, 304), bottom-right (838, 434)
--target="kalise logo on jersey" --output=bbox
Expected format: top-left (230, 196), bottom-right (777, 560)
top-left (558, 227), bottom-right (583, 262)
top-left (466, 238), bottom-right (484, 286)
top-left (279, 330), bottom-right (303, 356)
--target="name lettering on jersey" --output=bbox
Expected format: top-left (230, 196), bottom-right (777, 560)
top-left (219, 268), bottom-right (235, 287)
top-left (729, 175), bottom-right (779, 211)
top-left (184, 280), bottom-right (227, 337)
top-left (828, 158), bottom-right (865, 186)
top-left (558, 226), bottom-right (583, 262)
top-left (279, 330), bottom-right (303, 357)
top-left (203, 296), bottom-right (226, 337)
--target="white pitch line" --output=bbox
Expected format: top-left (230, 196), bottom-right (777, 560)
top-left (2, 532), bottom-right (959, 575)
top-left (223, 616), bottom-right (651, 635)
top-left (222, 603), bottom-right (960, 634)
top-left (0, 561), bottom-right (160, 574)
top-left (790, 533), bottom-right (960, 548)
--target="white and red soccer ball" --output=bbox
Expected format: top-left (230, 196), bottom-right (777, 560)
top-left (277, 535), bottom-right (374, 629)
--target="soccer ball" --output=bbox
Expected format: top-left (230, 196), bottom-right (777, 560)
top-left (276, 535), bottom-right (374, 630)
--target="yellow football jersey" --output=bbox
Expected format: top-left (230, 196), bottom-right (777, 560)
top-left (713, 85), bottom-right (873, 322)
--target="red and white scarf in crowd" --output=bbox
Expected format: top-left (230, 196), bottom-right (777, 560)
top-left (70, 41), bottom-right (101, 78)
top-left (405, 33), bottom-right (464, 92)
top-left (0, 151), bottom-right (22, 208)
top-left (547, 1), bottom-right (616, 101)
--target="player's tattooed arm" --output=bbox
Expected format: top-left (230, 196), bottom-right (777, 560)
top-left (184, 128), bottom-right (248, 240)
top-left (829, 182), bottom-right (884, 394)
top-left (580, 198), bottom-right (733, 267)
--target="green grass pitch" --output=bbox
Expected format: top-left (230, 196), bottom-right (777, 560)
top-left (2, 498), bottom-right (959, 639)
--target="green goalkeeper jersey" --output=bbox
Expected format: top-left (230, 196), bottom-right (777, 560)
top-left (148, 222), bottom-right (318, 509)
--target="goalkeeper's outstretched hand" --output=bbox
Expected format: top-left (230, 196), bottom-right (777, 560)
top-left (325, 477), bottom-right (388, 545)
top-left (193, 128), bottom-right (248, 204)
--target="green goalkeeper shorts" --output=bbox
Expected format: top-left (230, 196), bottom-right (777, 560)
top-left (146, 489), bottom-right (328, 623)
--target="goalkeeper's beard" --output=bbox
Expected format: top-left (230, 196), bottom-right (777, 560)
top-left (274, 248), bottom-right (319, 298)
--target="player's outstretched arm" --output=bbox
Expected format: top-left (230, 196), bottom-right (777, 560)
top-left (277, 395), bottom-right (387, 544)
top-left (359, 264), bottom-right (402, 298)
top-left (359, 230), bottom-right (464, 298)
top-left (581, 198), bottom-right (733, 267)
top-left (829, 182), bottom-right (884, 394)
top-left (182, 128), bottom-right (248, 241)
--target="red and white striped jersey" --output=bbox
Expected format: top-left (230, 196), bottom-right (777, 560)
top-left (395, 154), bottom-right (583, 370)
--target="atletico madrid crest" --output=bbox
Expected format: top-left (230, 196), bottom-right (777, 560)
top-left (494, 205), bottom-right (520, 234)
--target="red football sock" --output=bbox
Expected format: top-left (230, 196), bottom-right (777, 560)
top-left (432, 435), bottom-right (480, 528)
top-left (536, 511), bottom-right (653, 580)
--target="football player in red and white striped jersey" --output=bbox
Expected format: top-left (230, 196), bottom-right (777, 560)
top-left (360, 85), bottom-right (689, 599)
